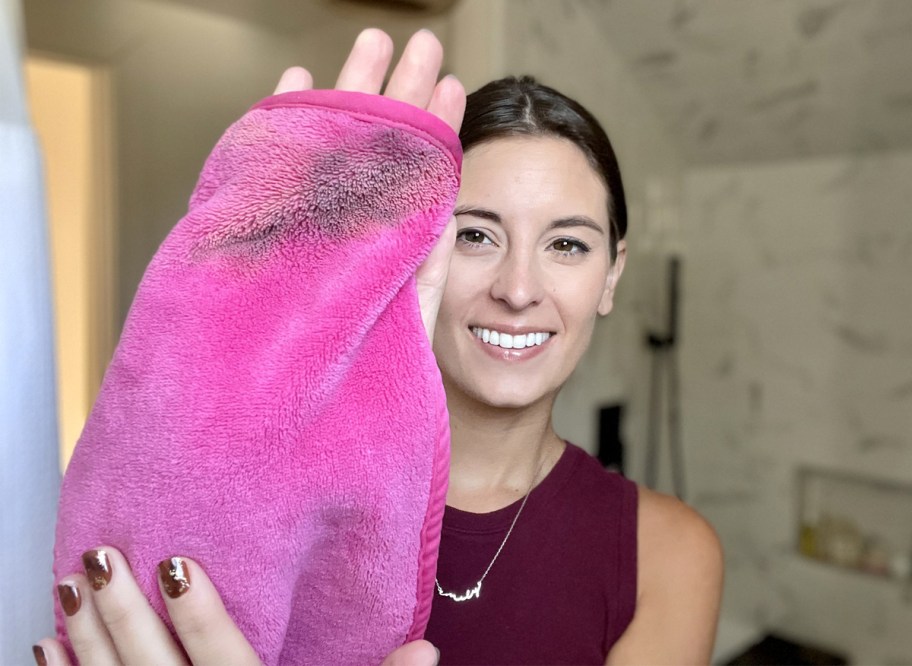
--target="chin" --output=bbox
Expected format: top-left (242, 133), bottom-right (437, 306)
top-left (458, 379), bottom-right (557, 411)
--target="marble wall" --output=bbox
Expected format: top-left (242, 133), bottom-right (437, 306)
top-left (682, 150), bottom-right (912, 663)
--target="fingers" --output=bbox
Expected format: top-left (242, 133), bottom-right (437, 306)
top-left (282, 28), bottom-right (464, 133)
top-left (335, 27), bottom-right (394, 93)
top-left (33, 639), bottom-right (73, 666)
top-left (273, 66), bottom-right (313, 95)
top-left (156, 556), bottom-right (262, 666)
top-left (55, 574), bottom-right (119, 666)
top-left (384, 29), bottom-right (444, 111)
top-left (427, 74), bottom-right (466, 134)
top-left (71, 547), bottom-right (187, 665)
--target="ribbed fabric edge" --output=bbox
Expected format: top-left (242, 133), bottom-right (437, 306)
top-left (406, 374), bottom-right (451, 642)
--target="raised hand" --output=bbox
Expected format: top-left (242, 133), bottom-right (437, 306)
top-left (273, 27), bottom-right (465, 134)
top-left (35, 30), bottom-right (452, 666)
top-left (35, 545), bottom-right (438, 665)
top-left (273, 28), bottom-right (465, 342)
top-left (36, 546), bottom-right (260, 665)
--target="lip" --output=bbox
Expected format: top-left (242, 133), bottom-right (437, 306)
top-left (471, 323), bottom-right (555, 336)
top-left (467, 326), bottom-right (553, 362)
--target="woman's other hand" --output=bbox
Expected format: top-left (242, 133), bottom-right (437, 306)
top-left (35, 546), bottom-right (262, 665)
top-left (34, 545), bottom-right (438, 665)
top-left (272, 28), bottom-right (466, 342)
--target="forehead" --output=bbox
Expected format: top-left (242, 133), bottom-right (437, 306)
top-left (458, 136), bottom-right (609, 220)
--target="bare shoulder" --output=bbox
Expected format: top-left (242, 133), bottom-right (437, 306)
top-left (605, 486), bottom-right (723, 665)
top-left (636, 485), bottom-right (724, 582)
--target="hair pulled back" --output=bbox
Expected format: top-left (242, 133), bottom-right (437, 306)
top-left (459, 76), bottom-right (627, 261)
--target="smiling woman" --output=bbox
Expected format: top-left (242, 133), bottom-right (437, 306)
top-left (36, 29), bottom-right (721, 666)
top-left (420, 75), bottom-right (722, 665)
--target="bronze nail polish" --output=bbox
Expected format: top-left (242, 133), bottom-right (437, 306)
top-left (82, 549), bottom-right (112, 590)
top-left (158, 557), bottom-right (191, 599)
top-left (32, 645), bottom-right (47, 666)
top-left (57, 581), bottom-right (81, 616)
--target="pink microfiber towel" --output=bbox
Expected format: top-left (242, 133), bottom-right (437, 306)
top-left (53, 89), bottom-right (461, 665)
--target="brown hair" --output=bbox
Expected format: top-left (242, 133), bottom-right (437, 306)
top-left (460, 76), bottom-right (627, 261)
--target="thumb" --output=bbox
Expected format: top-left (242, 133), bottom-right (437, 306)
top-left (416, 215), bottom-right (456, 341)
top-left (381, 639), bottom-right (439, 666)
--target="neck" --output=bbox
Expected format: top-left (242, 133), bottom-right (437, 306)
top-left (443, 380), bottom-right (564, 512)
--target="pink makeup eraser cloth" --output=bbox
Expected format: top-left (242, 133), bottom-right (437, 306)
top-left (53, 90), bottom-right (461, 665)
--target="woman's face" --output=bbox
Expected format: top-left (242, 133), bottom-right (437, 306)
top-left (433, 135), bottom-right (626, 410)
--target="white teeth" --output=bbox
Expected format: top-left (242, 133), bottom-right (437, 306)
top-left (472, 327), bottom-right (552, 350)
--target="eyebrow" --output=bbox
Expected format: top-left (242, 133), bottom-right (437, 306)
top-left (454, 206), bottom-right (605, 235)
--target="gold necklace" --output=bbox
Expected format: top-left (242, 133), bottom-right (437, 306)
top-left (435, 451), bottom-right (549, 603)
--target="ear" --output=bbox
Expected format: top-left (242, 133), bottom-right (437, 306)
top-left (597, 240), bottom-right (627, 316)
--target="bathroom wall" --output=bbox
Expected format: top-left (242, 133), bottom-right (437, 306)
top-left (682, 150), bottom-right (912, 663)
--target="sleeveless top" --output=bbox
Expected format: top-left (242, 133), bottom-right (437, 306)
top-left (424, 442), bottom-right (638, 665)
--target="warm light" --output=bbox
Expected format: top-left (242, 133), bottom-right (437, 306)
top-left (24, 56), bottom-right (95, 472)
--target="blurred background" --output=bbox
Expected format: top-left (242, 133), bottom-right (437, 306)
top-left (5, 0), bottom-right (912, 663)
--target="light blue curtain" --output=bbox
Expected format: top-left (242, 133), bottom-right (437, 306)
top-left (0, 0), bottom-right (62, 661)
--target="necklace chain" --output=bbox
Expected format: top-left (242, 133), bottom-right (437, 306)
top-left (435, 450), bottom-right (549, 603)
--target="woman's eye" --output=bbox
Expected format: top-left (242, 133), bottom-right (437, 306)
top-left (456, 229), bottom-right (493, 246)
top-left (550, 238), bottom-right (591, 255)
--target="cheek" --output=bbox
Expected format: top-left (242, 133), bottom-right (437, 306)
top-left (555, 273), bottom-right (607, 326)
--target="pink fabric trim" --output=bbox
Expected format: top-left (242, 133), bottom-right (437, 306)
top-left (251, 89), bottom-right (463, 173)
top-left (407, 373), bottom-right (451, 640)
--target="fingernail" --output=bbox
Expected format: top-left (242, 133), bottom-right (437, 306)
top-left (57, 581), bottom-right (81, 616)
top-left (158, 556), bottom-right (191, 599)
top-left (434, 646), bottom-right (441, 665)
top-left (82, 549), bottom-right (112, 590)
top-left (32, 645), bottom-right (47, 666)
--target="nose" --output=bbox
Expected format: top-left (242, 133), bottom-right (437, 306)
top-left (489, 248), bottom-right (546, 311)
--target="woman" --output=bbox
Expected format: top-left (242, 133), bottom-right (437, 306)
top-left (35, 28), bottom-right (722, 666)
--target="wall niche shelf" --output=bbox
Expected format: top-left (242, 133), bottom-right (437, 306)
top-left (797, 467), bottom-right (912, 582)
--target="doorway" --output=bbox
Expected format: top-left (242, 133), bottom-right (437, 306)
top-left (24, 53), bottom-right (116, 471)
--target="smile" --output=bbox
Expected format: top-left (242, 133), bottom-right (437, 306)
top-left (471, 327), bottom-right (552, 350)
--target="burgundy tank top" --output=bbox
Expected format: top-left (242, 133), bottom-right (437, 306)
top-left (424, 442), bottom-right (638, 665)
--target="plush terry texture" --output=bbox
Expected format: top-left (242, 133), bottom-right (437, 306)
top-left (53, 90), bottom-right (461, 665)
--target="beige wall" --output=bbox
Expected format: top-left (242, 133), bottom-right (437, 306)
top-left (24, 56), bottom-right (94, 468)
top-left (25, 0), bottom-right (301, 328)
